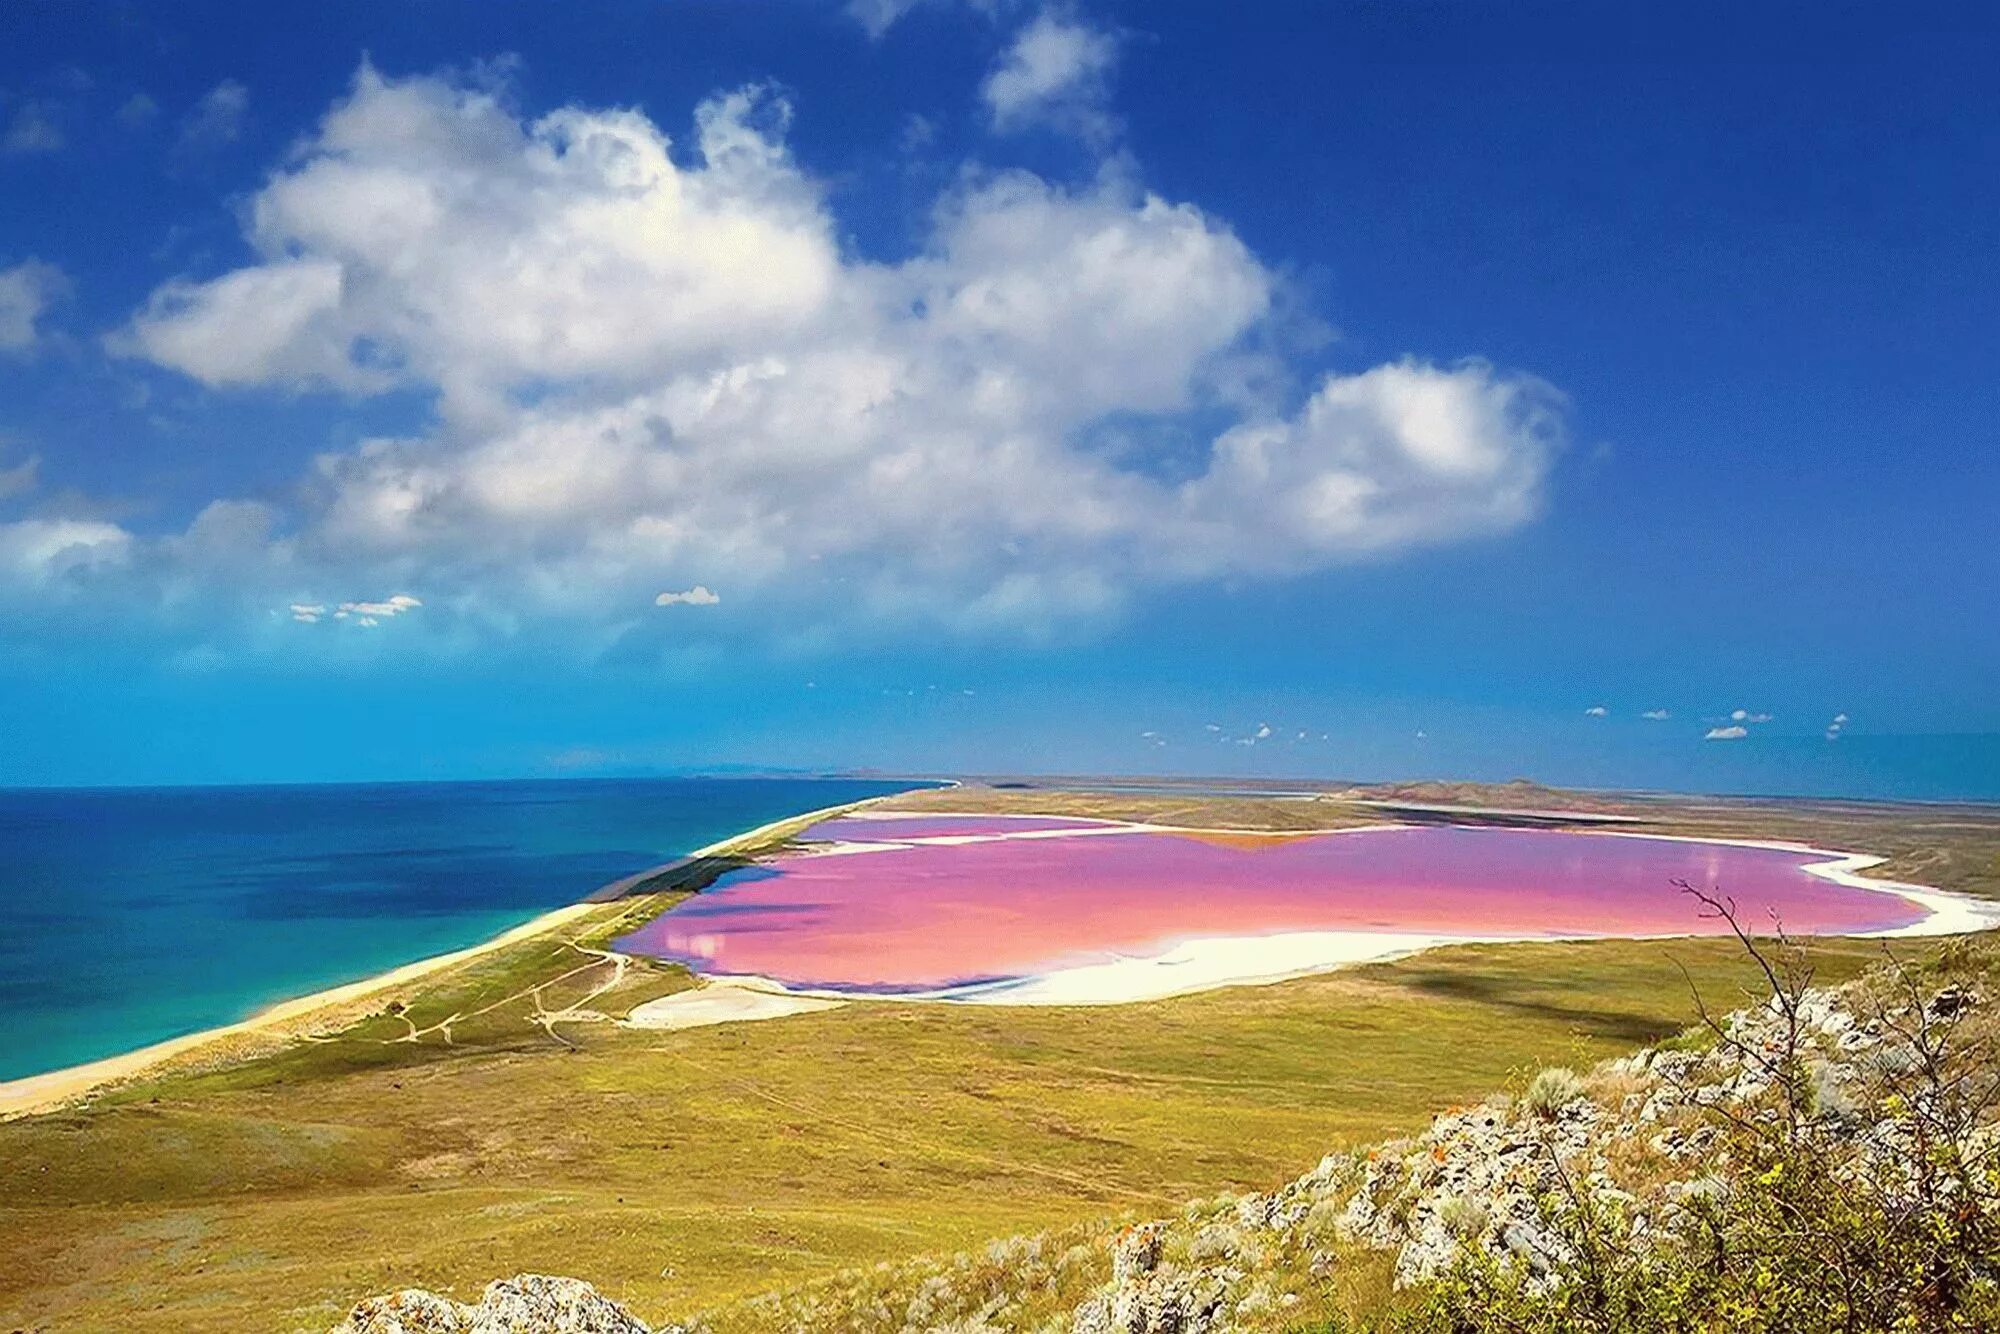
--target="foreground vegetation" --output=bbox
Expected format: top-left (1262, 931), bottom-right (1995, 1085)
top-left (668, 925), bottom-right (1999, 1334)
top-left (2, 783), bottom-right (1995, 1332)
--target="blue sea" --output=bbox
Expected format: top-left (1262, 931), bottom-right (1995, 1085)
top-left (0, 777), bottom-right (921, 1082)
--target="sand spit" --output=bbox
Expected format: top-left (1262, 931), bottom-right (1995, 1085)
top-left (622, 982), bottom-right (846, 1030)
top-left (0, 793), bottom-right (889, 1119)
top-left (0, 901), bottom-right (599, 1119)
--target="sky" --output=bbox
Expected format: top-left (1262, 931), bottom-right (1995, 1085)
top-left (0, 1), bottom-right (1995, 797)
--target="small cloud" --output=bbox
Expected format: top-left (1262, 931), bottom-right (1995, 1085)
top-left (0, 259), bottom-right (70, 353)
top-left (301, 593), bottom-right (421, 626)
top-left (1253, 722), bottom-right (1272, 740)
top-left (115, 92), bottom-right (159, 130)
top-left (175, 79), bottom-right (248, 156)
top-left (2, 101), bottom-right (65, 155)
top-left (655, 584), bottom-right (720, 607)
top-left (0, 454), bottom-right (38, 502)
top-left (848, 0), bottom-right (924, 39)
top-left (1204, 723), bottom-right (1221, 733)
top-left (1825, 711), bottom-right (1850, 741)
top-left (982, 9), bottom-right (1119, 142)
top-left (1584, 705), bottom-right (1608, 718)
top-left (899, 112), bottom-right (937, 154)
top-left (1641, 708), bottom-right (1670, 721)
top-left (1705, 725), bottom-right (1748, 741)
top-left (1415, 729), bottom-right (1428, 740)
top-left (339, 594), bottom-right (421, 618)
top-left (1729, 708), bottom-right (1774, 724)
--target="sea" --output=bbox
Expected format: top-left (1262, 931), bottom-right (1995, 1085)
top-left (0, 776), bottom-right (922, 1083)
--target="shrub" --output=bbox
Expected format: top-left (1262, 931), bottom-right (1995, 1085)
top-left (1522, 1066), bottom-right (1585, 1120)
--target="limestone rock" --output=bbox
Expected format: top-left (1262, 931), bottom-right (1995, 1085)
top-left (333, 1274), bottom-right (655, 1334)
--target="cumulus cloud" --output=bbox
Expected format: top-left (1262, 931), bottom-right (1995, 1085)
top-left (655, 585), bottom-right (721, 607)
top-left (175, 79), bottom-right (248, 155)
top-left (0, 259), bottom-right (69, 353)
top-left (1826, 711), bottom-right (1849, 741)
top-left (1641, 708), bottom-right (1670, 720)
top-left (1705, 725), bottom-right (1748, 741)
top-left (0, 517), bottom-right (132, 582)
top-left (90, 62), bottom-right (1565, 645)
top-left (1729, 708), bottom-right (1774, 724)
top-left (1584, 705), bottom-right (1607, 717)
top-left (982, 10), bottom-right (1119, 141)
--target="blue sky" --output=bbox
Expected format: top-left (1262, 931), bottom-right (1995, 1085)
top-left (0, 1), bottom-right (1995, 796)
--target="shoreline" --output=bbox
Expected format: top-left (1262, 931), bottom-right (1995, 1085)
top-left (8, 799), bottom-right (1993, 1116)
top-left (0, 790), bottom-right (898, 1120)
top-left (645, 826), bottom-right (2000, 1010)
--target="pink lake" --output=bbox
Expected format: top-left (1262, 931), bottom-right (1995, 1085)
top-left (615, 820), bottom-right (1927, 994)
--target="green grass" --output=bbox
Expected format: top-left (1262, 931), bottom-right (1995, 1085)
top-left (0, 934), bottom-right (1888, 1333)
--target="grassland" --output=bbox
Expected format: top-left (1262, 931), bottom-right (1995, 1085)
top-left (1, 782), bottom-right (1993, 1332)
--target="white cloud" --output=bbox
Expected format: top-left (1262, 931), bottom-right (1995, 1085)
top-left (298, 593), bottom-right (422, 626)
top-left (848, 0), bottom-right (1003, 40)
top-left (848, 0), bottom-right (925, 39)
top-left (982, 10), bottom-right (1119, 141)
top-left (1705, 725), bottom-right (1748, 741)
top-left (96, 63), bottom-right (1566, 645)
top-left (1825, 711), bottom-right (1849, 741)
top-left (0, 517), bottom-right (132, 581)
top-left (0, 260), bottom-right (69, 353)
top-left (655, 585), bottom-right (721, 607)
top-left (1729, 708), bottom-right (1774, 724)
top-left (176, 79), bottom-right (248, 154)
top-left (2, 102), bottom-right (63, 155)
top-left (1584, 705), bottom-right (1607, 717)
top-left (1641, 708), bottom-right (1670, 720)
top-left (1253, 722), bottom-right (1272, 739)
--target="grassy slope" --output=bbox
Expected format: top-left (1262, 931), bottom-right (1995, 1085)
top-left (1, 785), bottom-right (1992, 1332)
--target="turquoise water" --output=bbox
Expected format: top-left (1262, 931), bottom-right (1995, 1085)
top-left (0, 777), bottom-right (920, 1082)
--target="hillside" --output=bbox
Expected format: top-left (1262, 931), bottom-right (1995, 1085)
top-left (337, 927), bottom-right (2000, 1332)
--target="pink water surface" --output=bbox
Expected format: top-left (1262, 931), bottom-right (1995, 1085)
top-left (616, 825), bottom-right (1925, 993)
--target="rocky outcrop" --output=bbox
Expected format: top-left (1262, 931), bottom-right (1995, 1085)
top-left (333, 1274), bottom-right (662, 1334)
